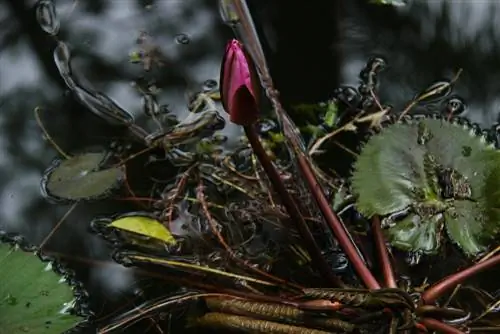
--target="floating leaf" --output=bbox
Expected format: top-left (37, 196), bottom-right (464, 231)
top-left (351, 117), bottom-right (500, 256)
top-left (109, 215), bottom-right (177, 246)
top-left (42, 152), bottom-right (125, 202)
top-left (0, 236), bottom-right (88, 333)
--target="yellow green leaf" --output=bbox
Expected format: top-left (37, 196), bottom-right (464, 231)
top-left (109, 216), bottom-right (177, 245)
top-left (324, 101), bottom-right (338, 127)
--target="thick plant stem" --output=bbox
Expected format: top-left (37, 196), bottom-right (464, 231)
top-left (243, 125), bottom-right (342, 287)
top-left (372, 216), bottom-right (397, 288)
top-left (419, 318), bottom-right (466, 334)
top-left (422, 253), bottom-right (500, 305)
top-left (297, 156), bottom-right (381, 290)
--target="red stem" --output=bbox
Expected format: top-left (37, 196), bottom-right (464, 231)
top-left (297, 155), bottom-right (381, 289)
top-left (419, 318), bottom-right (466, 334)
top-left (372, 216), bottom-right (397, 288)
top-left (422, 253), bottom-right (500, 305)
top-left (243, 125), bottom-right (342, 286)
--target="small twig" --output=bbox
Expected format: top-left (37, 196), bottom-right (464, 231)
top-left (39, 203), bottom-right (78, 250)
top-left (398, 68), bottom-right (463, 120)
top-left (196, 179), bottom-right (304, 292)
top-left (34, 107), bottom-right (70, 159)
top-left (308, 108), bottom-right (389, 156)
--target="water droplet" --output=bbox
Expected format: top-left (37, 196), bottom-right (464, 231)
top-left (258, 119), bottom-right (278, 133)
top-left (335, 86), bottom-right (361, 106)
top-left (442, 96), bottom-right (466, 117)
top-left (175, 33), bottom-right (190, 45)
top-left (202, 79), bottom-right (218, 91)
top-left (36, 0), bottom-right (60, 36)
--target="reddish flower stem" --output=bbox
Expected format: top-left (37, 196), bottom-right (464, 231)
top-left (372, 215), bottom-right (397, 288)
top-left (296, 155), bottom-right (381, 290)
top-left (422, 253), bottom-right (500, 305)
top-left (419, 318), bottom-right (466, 334)
top-left (243, 125), bottom-right (343, 287)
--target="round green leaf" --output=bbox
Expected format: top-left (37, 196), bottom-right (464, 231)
top-left (0, 242), bottom-right (85, 333)
top-left (352, 117), bottom-right (500, 256)
top-left (42, 152), bottom-right (125, 201)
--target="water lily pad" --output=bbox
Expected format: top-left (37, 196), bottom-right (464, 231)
top-left (109, 214), bottom-right (177, 246)
top-left (351, 117), bottom-right (500, 256)
top-left (0, 235), bottom-right (88, 333)
top-left (41, 152), bottom-right (125, 202)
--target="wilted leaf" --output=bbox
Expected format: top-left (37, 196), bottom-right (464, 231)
top-left (42, 152), bottom-right (125, 202)
top-left (109, 215), bottom-right (177, 246)
top-left (385, 213), bottom-right (442, 254)
top-left (0, 240), bottom-right (86, 333)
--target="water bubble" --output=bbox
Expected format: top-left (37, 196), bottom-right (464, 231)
top-left (36, 0), bottom-right (60, 36)
top-left (258, 119), bottom-right (277, 133)
top-left (202, 79), bottom-right (218, 91)
top-left (442, 96), bottom-right (466, 117)
top-left (366, 56), bottom-right (387, 73)
top-left (174, 33), bottom-right (190, 45)
top-left (335, 86), bottom-right (361, 106)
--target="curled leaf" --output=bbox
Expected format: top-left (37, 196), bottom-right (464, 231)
top-left (41, 151), bottom-right (125, 202)
top-left (109, 214), bottom-right (177, 246)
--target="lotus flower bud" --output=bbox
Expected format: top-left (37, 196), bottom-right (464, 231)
top-left (220, 39), bottom-right (260, 126)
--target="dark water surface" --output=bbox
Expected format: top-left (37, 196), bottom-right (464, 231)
top-left (2, 0), bottom-right (500, 332)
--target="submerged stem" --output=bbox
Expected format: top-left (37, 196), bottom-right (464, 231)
top-left (419, 318), bottom-right (466, 334)
top-left (297, 155), bottom-right (381, 289)
top-left (243, 125), bottom-right (342, 287)
top-left (422, 253), bottom-right (500, 305)
top-left (372, 215), bottom-right (397, 288)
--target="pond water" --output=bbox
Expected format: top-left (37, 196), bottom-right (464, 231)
top-left (2, 0), bottom-right (500, 333)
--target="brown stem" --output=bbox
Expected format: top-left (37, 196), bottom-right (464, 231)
top-left (297, 155), bottom-right (381, 289)
top-left (422, 253), bottom-right (500, 305)
top-left (196, 179), bottom-right (304, 292)
top-left (372, 216), bottom-right (397, 288)
top-left (243, 125), bottom-right (342, 287)
top-left (419, 318), bottom-right (466, 334)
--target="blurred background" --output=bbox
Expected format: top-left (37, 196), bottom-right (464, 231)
top-left (2, 0), bottom-right (500, 332)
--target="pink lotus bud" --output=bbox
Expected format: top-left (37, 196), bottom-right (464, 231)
top-left (220, 39), bottom-right (260, 126)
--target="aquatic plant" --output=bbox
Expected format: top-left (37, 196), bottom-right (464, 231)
top-left (0, 232), bottom-right (91, 334)
top-left (26, 0), bottom-right (500, 333)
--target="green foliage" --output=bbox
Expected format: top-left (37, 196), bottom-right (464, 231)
top-left (351, 118), bottom-right (500, 256)
top-left (0, 243), bottom-right (84, 334)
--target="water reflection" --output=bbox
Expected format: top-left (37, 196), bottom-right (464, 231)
top-left (2, 0), bottom-right (500, 332)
